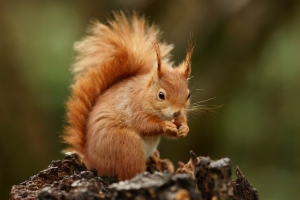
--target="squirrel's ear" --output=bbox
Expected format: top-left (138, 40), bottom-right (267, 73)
top-left (153, 41), bottom-right (163, 79)
top-left (176, 35), bottom-right (194, 79)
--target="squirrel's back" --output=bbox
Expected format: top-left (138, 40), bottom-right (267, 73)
top-left (63, 12), bottom-right (173, 155)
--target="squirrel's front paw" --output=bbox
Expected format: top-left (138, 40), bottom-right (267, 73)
top-left (177, 124), bottom-right (189, 138)
top-left (163, 121), bottom-right (178, 137)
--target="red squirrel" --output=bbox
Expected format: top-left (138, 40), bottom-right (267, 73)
top-left (63, 11), bottom-right (194, 181)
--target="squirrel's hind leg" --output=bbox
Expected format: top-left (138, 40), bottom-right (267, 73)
top-left (85, 127), bottom-right (146, 181)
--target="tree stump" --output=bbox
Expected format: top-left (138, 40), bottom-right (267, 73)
top-left (9, 152), bottom-right (258, 200)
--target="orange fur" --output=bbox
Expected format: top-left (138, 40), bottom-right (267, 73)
top-left (63, 11), bottom-right (193, 181)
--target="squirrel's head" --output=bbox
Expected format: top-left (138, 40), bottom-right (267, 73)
top-left (148, 41), bottom-right (193, 121)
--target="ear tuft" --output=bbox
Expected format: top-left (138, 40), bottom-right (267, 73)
top-left (184, 33), bottom-right (195, 79)
top-left (153, 41), bottom-right (163, 78)
top-left (177, 33), bottom-right (195, 79)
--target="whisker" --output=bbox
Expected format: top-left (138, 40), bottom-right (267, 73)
top-left (188, 105), bottom-right (220, 111)
top-left (191, 97), bottom-right (217, 105)
top-left (187, 109), bottom-right (207, 123)
top-left (187, 93), bottom-right (223, 123)
top-left (187, 76), bottom-right (194, 81)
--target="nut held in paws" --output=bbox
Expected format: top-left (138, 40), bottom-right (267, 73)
top-left (173, 119), bottom-right (182, 129)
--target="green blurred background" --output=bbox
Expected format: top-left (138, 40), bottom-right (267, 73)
top-left (1, 0), bottom-right (300, 199)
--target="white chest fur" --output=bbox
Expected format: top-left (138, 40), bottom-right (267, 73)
top-left (142, 136), bottom-right (161, 159)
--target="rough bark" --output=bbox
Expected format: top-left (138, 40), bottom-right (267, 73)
top-left (9, 152), bottom-right (258, 200)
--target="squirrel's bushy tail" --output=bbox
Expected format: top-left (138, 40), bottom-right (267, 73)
top-left (63, 11), bottom-right (173, 155)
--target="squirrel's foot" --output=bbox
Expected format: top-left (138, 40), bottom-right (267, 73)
top-left (177, 124), bottom-right (189, 138)
top-left (146, 150), bottom-right (175, 174)
top-left (163, 121), bottom-right (178, 137)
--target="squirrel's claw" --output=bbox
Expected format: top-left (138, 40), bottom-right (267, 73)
top-left (177, 124), bottom-right (189, 138)
top-left (163, 121), bottom-right (178, 137)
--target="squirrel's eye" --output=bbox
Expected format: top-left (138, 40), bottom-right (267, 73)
top-left (187, 93), bottom-right (190, 100)
top-left (158, 91), bottom-right (165, 100)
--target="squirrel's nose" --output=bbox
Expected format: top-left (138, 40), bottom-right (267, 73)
top-left (173, 111), bottom-right (182, 118)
